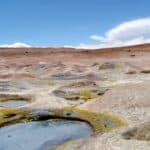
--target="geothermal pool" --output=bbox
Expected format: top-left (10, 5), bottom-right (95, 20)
top-left (0, 100), bottom-right (28, 108)
top-left (0, 119), bottom-right (93, 150)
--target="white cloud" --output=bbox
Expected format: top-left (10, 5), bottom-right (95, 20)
top-left (2, 18), bottom-right (150, 49)
top-left (63, 45), bottom-right (74, 48)
top-left (90, 35), bottom-right (107, 42)
top-left (0, 42), bottom-right (31, 48)
top-left (106, 18), bottom-right (150, 42)
top-left (69, 18), bottom-right (150, 49)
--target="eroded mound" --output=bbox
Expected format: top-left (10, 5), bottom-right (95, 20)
top-left (122, 121), bottom-right (150, 141)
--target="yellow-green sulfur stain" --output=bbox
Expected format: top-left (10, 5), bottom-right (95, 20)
top-left (0, 94), bottom-right (31, 102)
top-left (55, 107), bottom-right (125, 132)
top-left (0, 108), bottom-right (30, 127)
top-left (64, 88), bottom-right (106, 102)
top-left (54, 107), bottom-right (125, 150)
top-left (54, 140), bottom-right (73, 150)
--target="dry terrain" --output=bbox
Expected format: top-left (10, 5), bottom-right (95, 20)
top-left (0, 44), bottom-right (150, 150)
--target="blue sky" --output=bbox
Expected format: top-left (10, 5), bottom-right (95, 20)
top-left (0, 0), bottom-right (150, 48)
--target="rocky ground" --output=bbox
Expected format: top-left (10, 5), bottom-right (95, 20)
top-left (0, 44), bottom-right (150, 150)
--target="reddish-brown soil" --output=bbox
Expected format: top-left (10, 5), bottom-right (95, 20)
top-left (0, 43), bottom-right (150, 67)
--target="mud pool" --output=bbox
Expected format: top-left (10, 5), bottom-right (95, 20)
top-left (0, 100), bottom-right (28, 108)
top-left (0, 119), bottom-right (93, 150)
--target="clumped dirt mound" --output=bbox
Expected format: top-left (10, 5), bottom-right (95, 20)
top-left (99, 62), bottom-right (118, 70)
top-left (60, 81), bottom-right (97, 89)
top-left (122, 121), bottom-right (150, 141)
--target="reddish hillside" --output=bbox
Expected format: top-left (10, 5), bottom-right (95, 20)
top-left (0, 43), bottom-right (150, 66)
